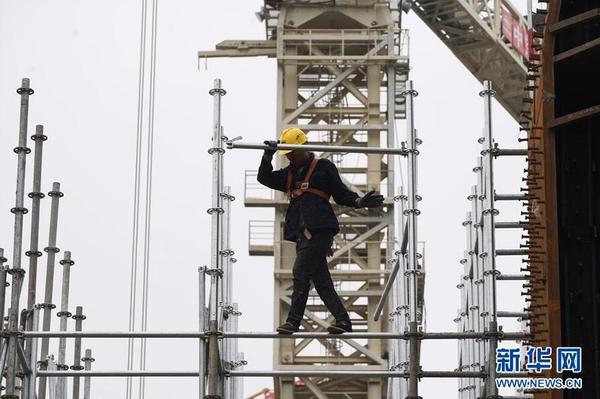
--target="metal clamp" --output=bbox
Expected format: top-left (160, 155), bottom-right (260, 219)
top-left (222, 304), bottom-right (242, 318)
top-left (13, 146), bottom-right (32, 154)
top-left (208, 88), bottom-right (227, 96)
top-left (25, 250), bottom-right (42, 257)
top-left (16, 87), bottom-right (34, 95)
top-left (400, 89), bottom-right (419, 97)
top-left (44, 246), bottom-right (60, 253)
top-left (31, 133), bottom-right (48, 141)
top-left (205, 268), bottom-right (223, 278)
top-left (207, 147), bottom-right (225, 155)
top-left (48, 189), bottom-right (64, 198)
top-left (28, 191), bottom-right (45, 199)
top-left (37, 303), bottom-right (57, 310)
top-left (206, 207), bottom-right (224, 215)
top-left (10, 207), bottom-right (29, 215)
top-left (59, 258), bottom-right (75, 266)
top-left (219, 249), bottom-right (235, 257)
top-left (483, 270), bottom-right (501, 277)
top-left (479, 88), bottom-right (496, 97)
top-left (219, 192), bottom-right (236, 201)
top-left (72, 313), bottom-right (87, 321)
top-left (57, 311), bottom-right (72, 318)
top-left (482, 208), bottom-right (500, 216)
top-left (402, 208), bottom-right (421, 216)
top-left (7, 268), bottom-right (25, 278)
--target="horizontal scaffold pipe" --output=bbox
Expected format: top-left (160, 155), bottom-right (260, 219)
top-left (495, 148), bottom-right (528, 156)
top-left (21, 331), bottom-right (530, 340)
top-left (226, 141), bottom-right (407, 155)
top-left (36, 370), bottom-right (530, 378)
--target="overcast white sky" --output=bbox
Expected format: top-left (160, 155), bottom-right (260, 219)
top-left (0, 1), bottom-right (531, 397)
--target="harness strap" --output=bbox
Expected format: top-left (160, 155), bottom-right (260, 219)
top-left (286, 158), bottom-right (330, 201)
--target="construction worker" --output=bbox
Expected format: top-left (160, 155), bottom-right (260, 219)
top-left (257, 127), bottom-right (384, 334)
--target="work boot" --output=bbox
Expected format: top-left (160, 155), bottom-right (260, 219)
top-left (327, 320), bottom-right (352, 334)
top-left (276, 322), bottom-right (299, 335)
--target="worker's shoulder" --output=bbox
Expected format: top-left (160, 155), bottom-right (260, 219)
top-left (315, 157), bottom-right (335, 168)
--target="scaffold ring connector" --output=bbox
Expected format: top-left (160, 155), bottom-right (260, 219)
top-left (482, 208), bottom-right (500, 216)
top-left (10, 207), bottom-right (29, 215)
top-left (205, 268), bottom-right (223, 278)
top-left (13, 146), bottom-right (32, 154)
top-left (44, 246), bottom-right (60, 253)
top-left (59, 258), bottom-right (75, 266)
top-left (25, 250), bottom-right (42, 257)
top-left (31, 133), bottom-right (48, 141)
top-left (219, 249), bottom-right (235, 257)
top-left (48, 190), bottom-right (64, 198)
top-left (478, 88), bottom-right (496, 97)
top-left (209, 88), bottom-right (226, 96)
top-left (72, 313), bottom-right (87, 321)
top-left (207, 147), bottom-right (225, 155)
top-left (16, 87), bottom-right (34, 95)
top-left (28, 191), bottom-right (45, 199)
top-left (38, 303), bottom-right (57, 309)
top-left (219, 192), bottom-right (236, 201)
top-left (57, 311), bottom-right (72, 318)
top-left (400, 89), bottom-right (419, 97)
top-left (206, 207), bottom-right (224, 215)
top-left (402, 208), bottom-right (421, 216)
top-left (7, 268), bottom-right (25, 277)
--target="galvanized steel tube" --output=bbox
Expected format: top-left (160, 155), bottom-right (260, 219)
top-left (82, 349), bottom-right (94, 399)
top-left (57, 251), bottom-right (74, 399)
top-left (72, 306), bottom-right (85, 399)
top-left (227, 141), bottom-right (407, 155)
top-left (207, 78), bottom-right (225, 399)
top-left (39, 181), bottom-right (63, 399)
top-left (6, 78), bottom-right (34, 399)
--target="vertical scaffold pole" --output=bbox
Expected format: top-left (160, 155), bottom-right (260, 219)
top-left (199, 266), bottom-right (207, 398)
top-left (221, 185), bottom-right (234, 399)
top-left (26, 125), bottom-right (46, 313)
top-left (25, 125), bottom-right (47, 377)
top-left (39, 181), bottom-right (64, 399)
top-left (72, 306), bottom-right (86, 399)
top-left (402, 80), bottom-right (421, 399)
top-left (82, 349), bottom-right (94, 399)
top-left (57, 251), bottom-right (74, 399)
top-left (6, 78), bottom-right (35, 399)
top-left (25, 306), bottom-right (40, 399)
top-left (0, 249), bottom-right (8, 355)
top-left (206, 78), bottom-right (226, 399)
top-left (479, 80), bottom-right (499, 397)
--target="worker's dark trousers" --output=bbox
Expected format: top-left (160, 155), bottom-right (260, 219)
top-left (286, 229), bottom-right (351, 328)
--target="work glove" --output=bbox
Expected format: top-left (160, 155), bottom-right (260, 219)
top-left (355, 190), bottom-right (384, 208)
top-left (263, 140), bottom-right (278, 161)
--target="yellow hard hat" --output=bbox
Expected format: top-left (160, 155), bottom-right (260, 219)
top-left (278, 127), bottom-right (307, 154)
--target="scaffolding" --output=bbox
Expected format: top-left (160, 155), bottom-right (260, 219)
top-left (0, 77), bottom-right (532, 399)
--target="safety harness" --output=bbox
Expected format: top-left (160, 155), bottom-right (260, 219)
top-left (286, 158), bottom-right (330, 202)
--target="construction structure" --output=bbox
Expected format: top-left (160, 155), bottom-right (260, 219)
top-left (1, 0), bottom-right (599, 398)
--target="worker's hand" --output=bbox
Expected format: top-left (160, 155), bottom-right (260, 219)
top-left (355, 190), bottom-right (384, 208)
top-left (263, 140), bottom-right (278, 160)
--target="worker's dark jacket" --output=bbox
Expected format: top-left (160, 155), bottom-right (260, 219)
top-left (257, 152), bottom-right (359, 242)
